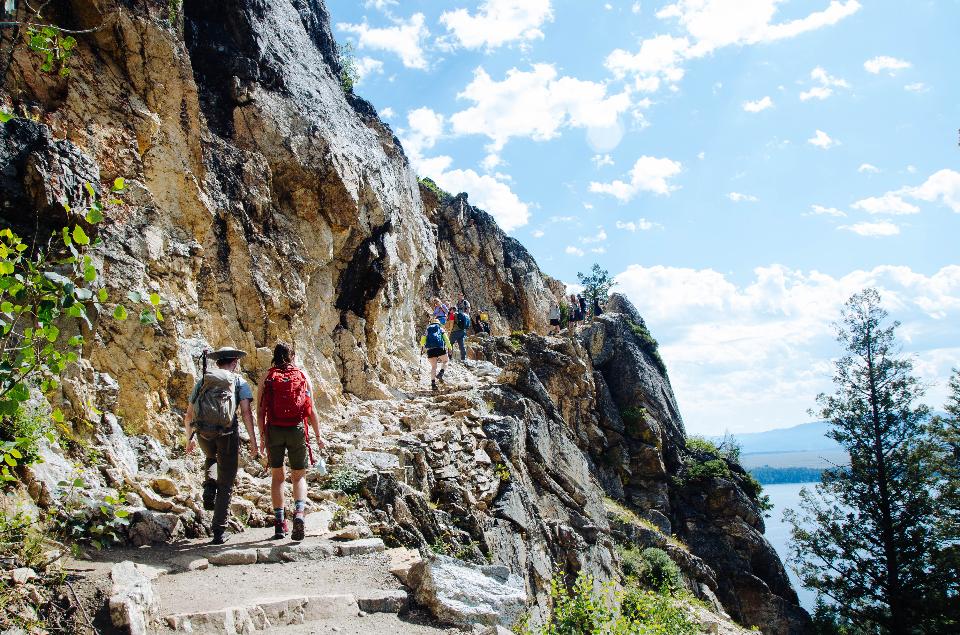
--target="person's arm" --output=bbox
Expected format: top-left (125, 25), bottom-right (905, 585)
top-left (184, 402), bottom-right (196, 453)
top-left (239, 399), bottom-right (258, 456)
top-left (443, 332), bottom-right (452, 349)
top-left (419, 335), bottom-right (426, 349)
top-left (256, 375), bottom-right (268, 454)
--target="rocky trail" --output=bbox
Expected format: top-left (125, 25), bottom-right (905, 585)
top-left (65, 356), bottom-right (517, 634)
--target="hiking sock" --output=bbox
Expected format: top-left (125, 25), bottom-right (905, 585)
top-left (272, 508), bottom-right (286, 538)
top-left (294, 500), bottom-right (306, 519)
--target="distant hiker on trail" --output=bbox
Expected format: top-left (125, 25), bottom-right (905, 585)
top-left (548, 302), bottom-right (561, 335)
top-left (431, 297), bottom-right (449, 325)
top-left (420, 319), bottom-right (452, 391)
top-left (257, 341), bottom-right (326, 542)
top-left (592, 296), bottom-right (604, 319)
top-left (457, 293), bottom-right (471, 315)
top-left (451, 305), bottom-right (472, 363)
top-left (184, 346), bottom-right (258, 545)
top-left (474, 309), bottom-right (491, 335)
top-left (568, 293), bottom-right (583, 335)
top-left (577, 294), bottom-right (587, 321)
top-left (445, 300), bottom-right (457, 334)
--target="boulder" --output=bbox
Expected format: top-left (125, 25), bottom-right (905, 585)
top-left (151, 477), bottom-right (180, 497)
top-left (109, 561), bottom-right (159, 635)
top-left (128, 510), bottom-right (183, 546)
top-left (356, 589), bottom-right (409, 613)
top-left (407, 555), bottom-right (527, 629)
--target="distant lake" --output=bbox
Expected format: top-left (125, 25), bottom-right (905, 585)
top-left (763, 482), bottom-right (817, 611)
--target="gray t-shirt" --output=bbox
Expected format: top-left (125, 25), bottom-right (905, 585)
top-left (190, 373), bottom-right (253, 426)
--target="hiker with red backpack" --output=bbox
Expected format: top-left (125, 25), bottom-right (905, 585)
top-left (256, 342), bottom-right (327, 541)
top-left (420, 319), bottom-right (452, 391)
top-left (184, 346), bottom-right (259, 545)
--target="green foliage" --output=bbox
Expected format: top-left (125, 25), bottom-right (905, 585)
top-left (576, 263), bottom-right (616, 315)
top-left (787, 288), bottom-right (950, 633)
top-left (50, 476), bottom-right (129, 550)
top-left (0, 509), bottom-right (47, 570)
top-left (0, 403), bottom-right (53, 483)
top-left (494, 462), bottom-right (511, 482)
top-left (684, 436), bottom-right (719, 455)
top-left (559, 301), bottom-right (570, 327)
top-left (336, 40), bottom-right (359, 93)
top-left (26, 24), bottom-right (77, 77)
top-left (527, 569), bottom-right (697, 635)
top-left (418, 176), bottom-right (451, 199)
top-left (168, 0), bottom-right (182, 24)
top-left (627, 320), bottom-right (667, 375)
top-left (619, 546), bottom-right (684, 593)
top-left (322, 467), bottom-right (363, 494)
top-left (682, 436), bottom-right (772, 512)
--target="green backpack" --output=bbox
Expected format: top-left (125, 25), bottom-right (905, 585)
top-left (193, 368), bottom-right (238, 433)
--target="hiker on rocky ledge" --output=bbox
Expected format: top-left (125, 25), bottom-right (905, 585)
top-left (451, 303), bottom-right (472, 364)
top-left (184, 346), bottom-right (259, 545)
top-left (257, 342), bottom-right (326, 542)
top-left (420, 319), bottom-right (452, 391)
top-left (548, 301), bottom-right (561, 336)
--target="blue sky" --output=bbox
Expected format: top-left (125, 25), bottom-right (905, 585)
top-left (329, 0), bottom-right (960, 435)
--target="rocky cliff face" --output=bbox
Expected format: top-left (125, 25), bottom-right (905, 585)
top-left (1, 1), bottom-right (809, 633)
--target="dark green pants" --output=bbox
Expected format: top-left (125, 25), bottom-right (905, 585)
top-left (197, 429), bottom-right (239, 536)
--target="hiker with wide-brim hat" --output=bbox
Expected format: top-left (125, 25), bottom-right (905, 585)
top-left (183, 346), bottom-right (259, 545)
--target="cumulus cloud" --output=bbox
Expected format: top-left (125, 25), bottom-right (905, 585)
top-left (852, 193), bottom-right (919, 215)
top-left (805, 204), bottom-right (846, 217)
top-left (904, 82), bottom-right (928, 93)
top-left (799, 66), bottom-right (849, 101)
top-left (592, 154), bottom-right (615, 168)
top-left (565, 246), bottom-right (585, 257)
top-left (847, 170), bottom-right (960, 216)
top-left (616, 219), bottom-right (660, 231)
top-left (742, 96), bottom-right (773, 112)
top-left (807, 129), bottom-right (838, 149)
top-left (439, 0), bottom-right (553, 50)
top-left (338, 13), bottom-right (430, 69)
top-left (615, 263), bottom-right (960, 432)
top-left (379, 106), bottom-right (395, 119)
top-left (589, 155), bottom-right (683, 202)
top-left (450, 64), bottom-right (631, 153)
top-left (839, 221), bottom-right (901, 236)
top-left (606, 1), bottom-right (861, 93)
top-left (353, 57), bottom-right (384, 84)
top-left (864, 55), bottom-right (911, 75)
top-left (580, 227), bottom-right (608, 244)
top-left (728, 192), bottom-right (758, 203)
top-left (399, 107), bottom-right (445, 159)
top-left (431, 162), bottom-right (531, 231)
top-left (858, 163), bottom-right (880, 174)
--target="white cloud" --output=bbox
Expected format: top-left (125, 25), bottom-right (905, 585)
top-left (353, 57), bottom-right (384, 84)
top-left (905, 169), bottom-right (960, 213)
top-left (805, 204), bottom-right (846, 217)
top-left (616, 219), bottom-right (660, 231)
top-left (581, 227), bottom-right (607, 244)
top-left (439, 0), bottom-right (553, 50)
top-left (728, 192), bottom-right (758, 203)
top-left (380, 106), bottom-right (395, 119)
top-left (697, 151), bottom-right (706, 160)
top-left (632, 2), bottom-right (643, 14)
top-left (605, 3), bottom-right (613, 9)
top-left (864, 55), bottom-right (911, 75)
top-left (532, 229), bottom-right (545, 238)
top-left (450, 64), bottom-right (632, 153)
top-left (481, 153), bottom-right (502, 172)
top-left (742, 96), bottom-right (773, 112)
top-left (399, 107), bottom-right (445, 160)
top-left (565, 246), bottom-right (585, 257)
top-left (607, 1), bottom-right (860, 95)
top-left (800, 66), bottom-right (849, 100)
top-left (807, 129), bottom-right (838, 149)
top-left (615, 263), bottom-right (960, 433)
top-left (364, 0), bottom-right (397, 10)
top-left (338, 13), bottom-right (430, 70)
top-left (432, 164), bottom-right (531, 231)
top-left (592, 247), bottom-right (607, 254)
top-left (840, 221), bottom-right (901, 236)
top-left (904, 82), bottom-right (928, 93)
top-left (592, 154), bottom-right (615, 168)
top-left (858, 163), bottom-right (880, 174)
top-left (589, 155), bottom-right (683, 202)
top-left (852, 193), bottom-right (919, 215)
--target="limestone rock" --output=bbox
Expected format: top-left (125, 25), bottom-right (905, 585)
top-left (408, 555), bottom-right (527, 629)
top-left (109, 561), bottom-right (159, 635)
top-left (128, 510), bottom-right (183, 546)
top-left (10, 568), bottom-right (37, 585)
top-left (151, 477), bottom-right (180, 497)
top-left (356, 589), bottom-right (409, 613)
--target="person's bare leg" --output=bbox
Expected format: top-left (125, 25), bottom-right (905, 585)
top-left (429, 356), bottom-right (439, 379)
top-left (271, 467), bottom-right (285, 509)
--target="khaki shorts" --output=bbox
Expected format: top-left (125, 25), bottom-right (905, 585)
top-left (267, 425), bottom-right (308, 470)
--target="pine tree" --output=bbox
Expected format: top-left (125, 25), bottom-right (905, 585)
top-left (786, 288), bottom-right (939, 633)
top-left (929, 369), bottom-right (960, 631)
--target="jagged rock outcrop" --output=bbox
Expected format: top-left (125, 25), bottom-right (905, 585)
top-left (1, 1), bottom-right (810, 633)
top-left (421, 187), bottom-right (565, 335)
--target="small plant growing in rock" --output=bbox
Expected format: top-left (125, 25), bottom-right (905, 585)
top-left (494, 462), bottom-right (511, 482)
top-left (430, 536), bottom-right (451, 556)
top-left (336, 40), bottom-right (359, 93)
top-left (624, 547), bottom-right (684, 593)
top-left (330, 503), bottom-right (349, 529)
top-left (418, 176), bottom-right (451, 199)
top-left (51, 477), bottom-right (130, 550)
top-left (322, 467), bottom-right (363, 494)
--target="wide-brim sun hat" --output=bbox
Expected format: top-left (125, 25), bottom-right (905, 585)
top-left (207, 346), bottom-right (247, 361)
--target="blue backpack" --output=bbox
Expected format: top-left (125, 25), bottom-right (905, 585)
top-left (425, 323), bottom-right (445, 349)
top-left (455, 311), bottom-right (471, 330)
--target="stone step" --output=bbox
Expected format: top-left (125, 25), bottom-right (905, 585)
top-left (160, 594), bottom-right (360, 634)
top-left (207, 538), bottom-right (386, 567)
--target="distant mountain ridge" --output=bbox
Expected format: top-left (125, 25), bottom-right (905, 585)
top-left (714, 421), bottom-right (841, 454)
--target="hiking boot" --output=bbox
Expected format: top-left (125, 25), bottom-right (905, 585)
top-left (431, 379), bottom-right (437, 391)
top-left (291, 517), bottom-right (305, 541)
top-left (271, 518), bottom-right (288, 540)
top-left (202, 482), bottom-right (217, 511)
top-left (437, 369), bottom-right (445, 382)
top-left (210, 531), bottom-right (231, 546)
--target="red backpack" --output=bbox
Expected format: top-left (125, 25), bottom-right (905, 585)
top-left (264, 365), bottom-right (310, 426)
